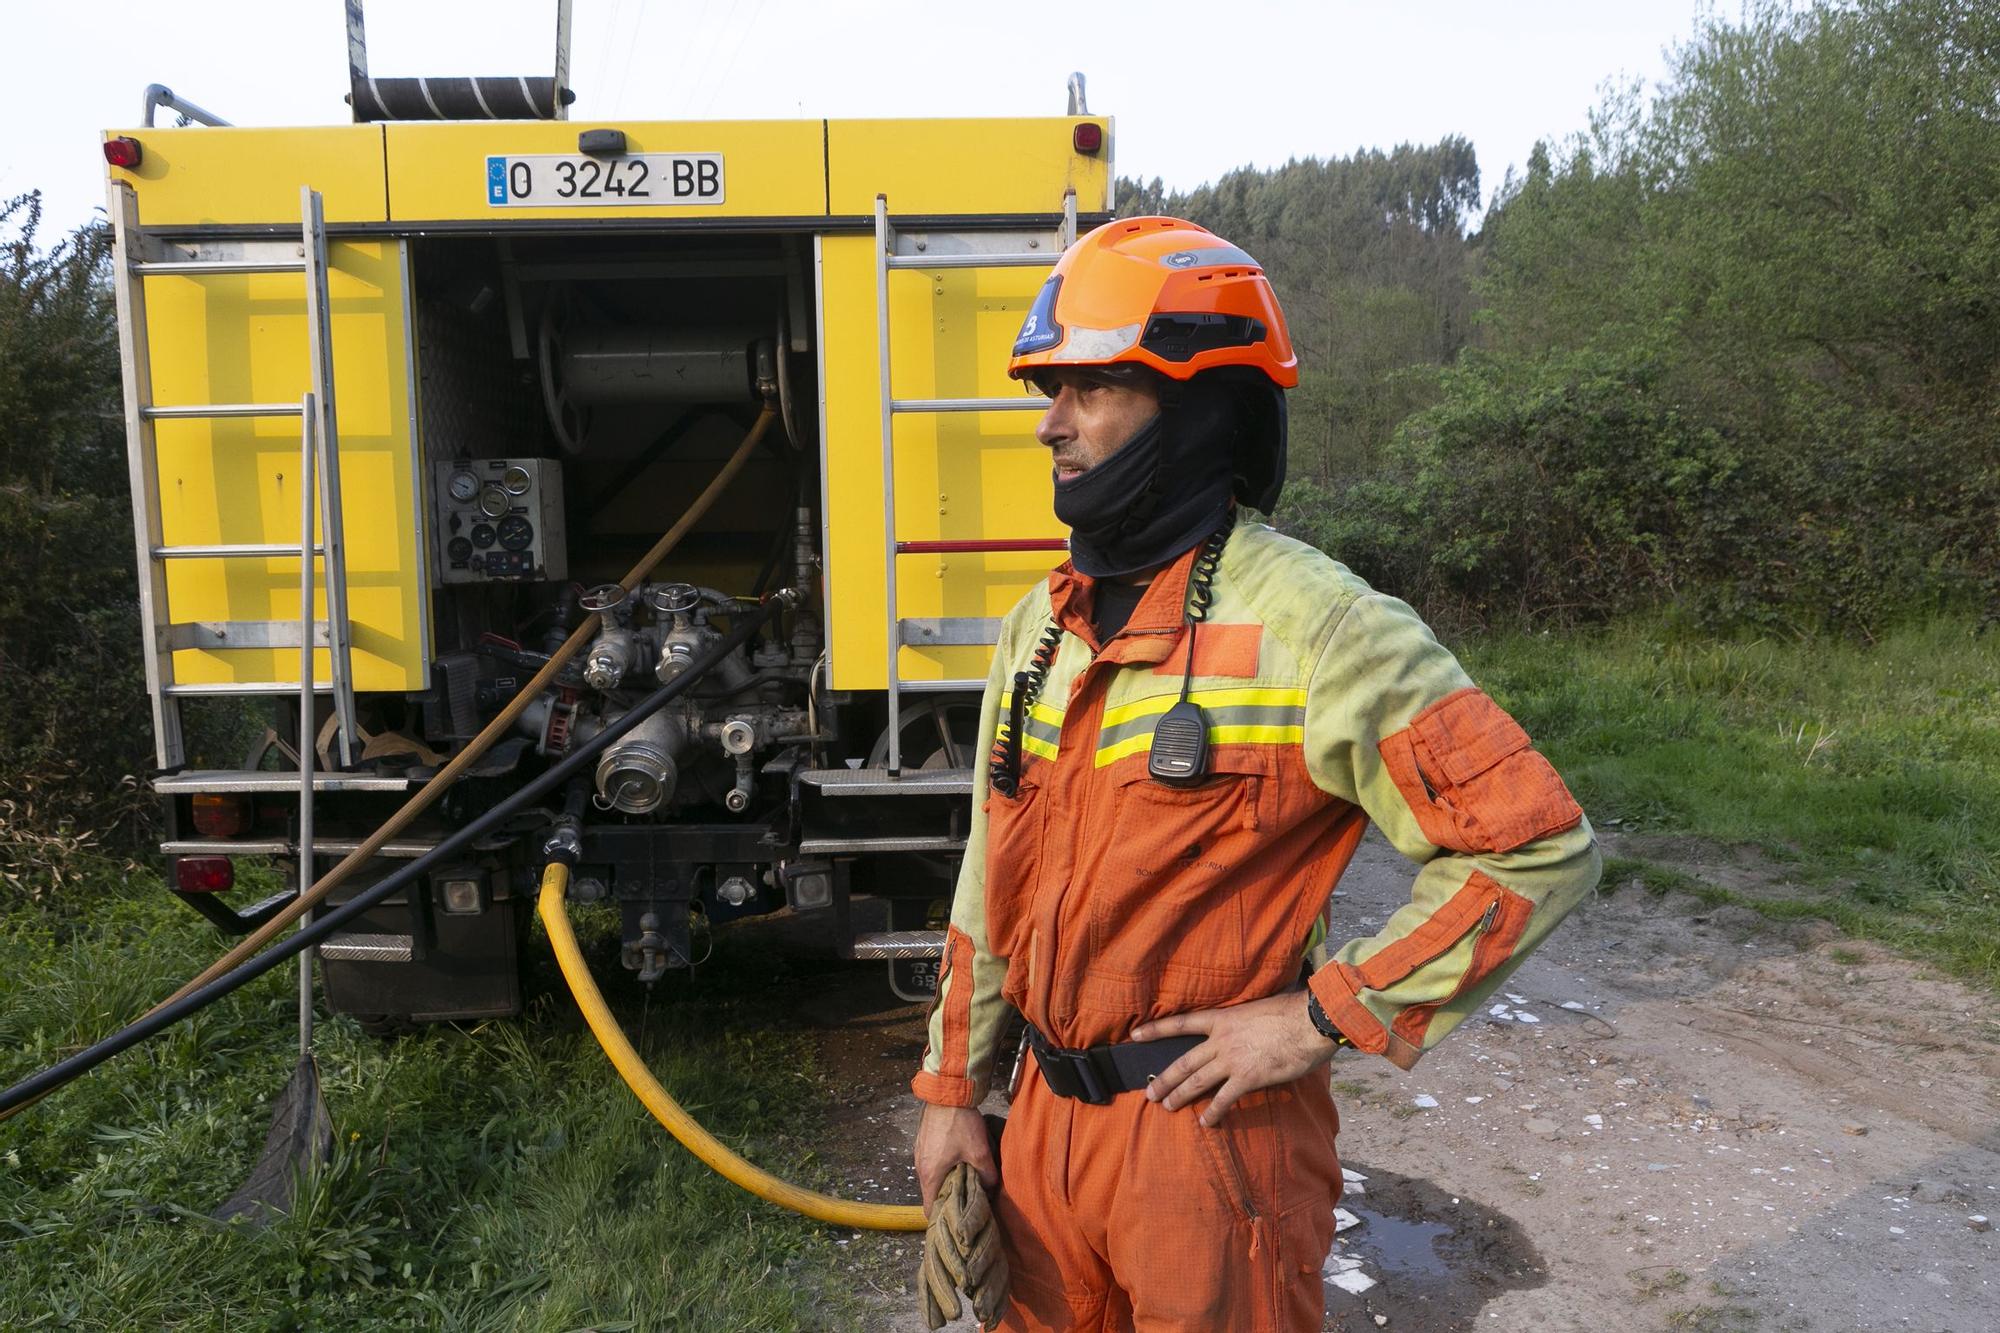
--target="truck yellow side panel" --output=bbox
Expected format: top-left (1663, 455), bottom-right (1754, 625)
top-left (106, 126), bottom-right (387, 225)
top-left (385, 120), bottom-right (826, 221)
top-left (819, 235), bottom-right (1064, 691)
top-left (146, 242), bottom-right (428, 691)
top-left (827, 119), bottom-right (1111, 216)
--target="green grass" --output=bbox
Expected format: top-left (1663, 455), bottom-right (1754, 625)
top-left (1459, 616), bottom-right (2000, 988)
top-left (0, 874), bottom-right (868, 1330)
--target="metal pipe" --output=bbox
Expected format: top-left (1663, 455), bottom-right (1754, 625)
top-left (897, 538), bottom-right (1067, 555)
top-left (875, 195), bottom-right (901, 774)
top-left (295, 392), bottom-right (318, 1064)
top-left (142, 84), bottom-right (232, 128)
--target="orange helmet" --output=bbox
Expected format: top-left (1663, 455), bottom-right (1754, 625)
top-left (1008, 216), bottom-right (1298, 387)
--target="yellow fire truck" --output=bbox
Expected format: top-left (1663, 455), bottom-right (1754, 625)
top-left (102, 9), bottom-right (1110, 1031)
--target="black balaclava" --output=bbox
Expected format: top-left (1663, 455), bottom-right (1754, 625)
top-left (1052, 375), bottom-right (1242, 579)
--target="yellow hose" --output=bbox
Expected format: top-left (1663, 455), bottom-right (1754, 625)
top-left (536, 862), bottom-right (927, 1232)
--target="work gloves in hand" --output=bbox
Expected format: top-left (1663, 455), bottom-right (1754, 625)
top-left (920, 1161), bottom-right (1009, 1329)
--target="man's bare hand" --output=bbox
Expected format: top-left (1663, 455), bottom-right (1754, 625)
top-left (914, 1102), bottom-right (999, 1213)
top-left (1132, 993), bottom-right (1339, 1127)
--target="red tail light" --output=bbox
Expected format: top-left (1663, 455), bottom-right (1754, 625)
top-left (1072, 123), bottom-right (1103, 154)
top-left (103, 136), bottom-right (143, 169)
top-left (191, 792), bottom-right (252, 837)
top-left (175, 857), bottom-right (235, 893)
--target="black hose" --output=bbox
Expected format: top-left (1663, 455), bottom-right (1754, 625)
top-left (0, 591), bottom-right (798, 1117)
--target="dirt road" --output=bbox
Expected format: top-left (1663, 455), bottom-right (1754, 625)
top-left (801, 832), bottom-right (2000, 1331)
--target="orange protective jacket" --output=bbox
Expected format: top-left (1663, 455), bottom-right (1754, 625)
top-left (913, 515), bottom-right (1600, 1107)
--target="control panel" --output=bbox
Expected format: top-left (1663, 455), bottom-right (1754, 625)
top-left (433, 458), bottom-right (568, 584)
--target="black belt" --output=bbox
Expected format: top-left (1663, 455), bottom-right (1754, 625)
top-left (1025, 1025), bottom-right (1204, 1106)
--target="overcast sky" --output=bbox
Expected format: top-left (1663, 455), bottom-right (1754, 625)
top-left (4, 0), bottom-right (1710, 235)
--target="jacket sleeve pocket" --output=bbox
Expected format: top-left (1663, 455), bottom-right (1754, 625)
top-left (1378, 687), bottom-right (1582, 854)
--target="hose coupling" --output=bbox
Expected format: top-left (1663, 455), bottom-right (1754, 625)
top-left (542, 820), bottom-right (583, 866)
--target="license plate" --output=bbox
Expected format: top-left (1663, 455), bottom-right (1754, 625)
top-left (485, 153), bottom-right (725, 207)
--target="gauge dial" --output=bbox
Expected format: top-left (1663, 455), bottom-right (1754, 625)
top-left (446, 536), bottom-right (473, 562)
top-left (447, 470), bottom-right (480, 503)
top-left (497, 514), bottom-right (534, 551)
top-left (477, 485), bottom-right (511, 518)
top-left (469, 522), bottom-right (496, 549)
top-left (500, 464), bottom-right (533, 496)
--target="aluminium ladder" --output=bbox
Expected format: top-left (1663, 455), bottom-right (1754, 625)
top-left (110, 182), bottom-right (359, 777)
top-left (872, 192), bottom-right (1077, 776)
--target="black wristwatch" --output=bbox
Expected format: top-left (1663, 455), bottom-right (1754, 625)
top-left (1305, 991), bottom-right (1352, 1047)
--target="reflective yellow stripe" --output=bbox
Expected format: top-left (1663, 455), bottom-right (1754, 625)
top-left (1099, 686), bottom-right (1306, 729)
top-left (997, 692), bottom-right (1065, 729)
top-left (1095, 731), bottom-right (1157, 765)
top-left (1093, 722), bottom-right (1304, 767)
top-left (997, 722), bottom-right (1062, 763)
top-left (1208, 724), bottom-right (1304, 747)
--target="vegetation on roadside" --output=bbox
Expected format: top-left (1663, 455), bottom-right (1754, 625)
top-left (0, 886), bottom-right (865, 1330)
top-left (1462, 616), bottom-right (2000, 989)
top-left (1137, 0), bottom-right (2000, 636)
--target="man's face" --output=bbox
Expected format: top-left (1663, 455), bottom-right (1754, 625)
top-left (1030, 369), bottom-right (1162, 480)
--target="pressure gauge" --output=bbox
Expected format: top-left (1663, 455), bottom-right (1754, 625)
top-left (469, 522), bottom-right (496, 549)
top-left (478, 484), bottom-right (511, 518)
top-left (500, 464), bottom-right (533, 496)
top-left (447, 470), bottom-right (480, 503)
top-left (497, 514), bottom-right (534, 551)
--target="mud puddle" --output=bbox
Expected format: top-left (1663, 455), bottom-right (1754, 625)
top-left (1325, 1165), bottom-right (1544, 1330)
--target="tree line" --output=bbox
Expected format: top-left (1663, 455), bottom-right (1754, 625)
top-left (1128, 0), bottom-right (1998, 636)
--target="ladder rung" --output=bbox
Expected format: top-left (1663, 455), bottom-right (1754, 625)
top-left (851, 931), bottom-right (947, 960)
top-left (164, 681), bottom-right (335, 696)
top-left (132, 259), bottom-right (307, 277)
top-left (154, 543), bottom-right (322, 559)
top-left (798, 834), bottom-right (967, 855)
top-left (891, 396), bottom-right (1047, 414)
top-left (802, 768), bottom-right (974, 797)
top-left (167, 620), bottom-right (332, 651)
top-left (886, 253), bottom-right (1056, 271)
top-left (161, 836), bottom-right (437, 858)
top-left (143, 402), bottom-right (305, 420)
top-left (157, 769), bottom-right (409, 794)
top-left (900, 615), bottom-right (1003, 646)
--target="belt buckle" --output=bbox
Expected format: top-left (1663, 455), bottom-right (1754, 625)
top-left (1031, 1042), bottom-right (1112, 1105)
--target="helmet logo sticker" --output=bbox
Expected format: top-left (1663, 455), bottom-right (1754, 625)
top-left (1154, 243), bottom-right (1262, 271)
top-left (1013, 276), bottom-right (1065, 356)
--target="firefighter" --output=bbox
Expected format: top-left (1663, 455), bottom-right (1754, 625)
top-left (911, 217), bottom-right (1600, 1332)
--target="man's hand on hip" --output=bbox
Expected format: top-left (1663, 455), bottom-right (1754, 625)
top-left (914, 1102), bottom-right (999, 1213)
top-left (1132, 993), bottom-right (1341, 1127)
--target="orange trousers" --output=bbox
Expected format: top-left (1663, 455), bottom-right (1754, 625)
top-left (993, 1061), bottom-right (1344, 1332)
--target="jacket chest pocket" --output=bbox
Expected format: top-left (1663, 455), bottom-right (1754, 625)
top-left (980, 770), bottom-right (1047, 959)
top-left (1081, 749), bottom-right (1275, 1012)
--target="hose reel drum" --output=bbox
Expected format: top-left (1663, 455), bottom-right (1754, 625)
top-left (538, 300), bottom-right (802, 453)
